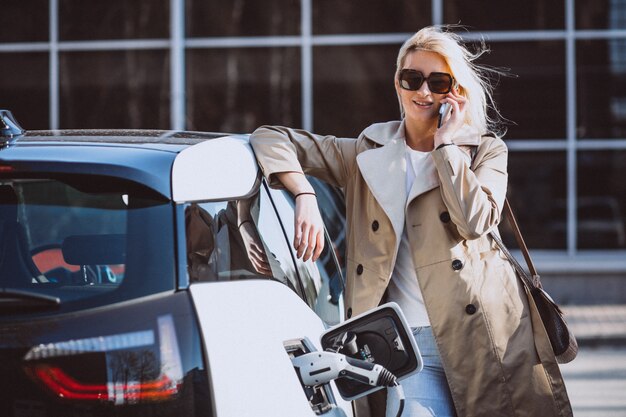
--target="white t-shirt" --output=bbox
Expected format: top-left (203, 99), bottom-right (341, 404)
top-left (386, 145), bottom-right (438, 328)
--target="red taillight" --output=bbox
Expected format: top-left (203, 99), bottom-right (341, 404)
top-left (24, 315), bottom-right (183, 404)
top-left (31, 366), bottom-right (177, 402)
top-left (32, 366), bottom-right (107, 401)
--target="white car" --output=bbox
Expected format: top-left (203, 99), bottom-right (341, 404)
top-left (0, 110), bottom-right (420, 417)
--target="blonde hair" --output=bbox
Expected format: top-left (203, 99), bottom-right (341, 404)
top-left (395, 26), bottom-right (501, 134)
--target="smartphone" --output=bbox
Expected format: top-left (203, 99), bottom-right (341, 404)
top-left (437, 102), bottom-right (452, 128)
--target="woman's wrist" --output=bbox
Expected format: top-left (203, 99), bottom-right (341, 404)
top-left (294, 191), bottom-right (316, 199)
top-left (433, 133), bottom-right (452, 150)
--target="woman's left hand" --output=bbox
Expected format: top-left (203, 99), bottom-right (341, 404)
top-left (433, 87), bottom-right (468, 148)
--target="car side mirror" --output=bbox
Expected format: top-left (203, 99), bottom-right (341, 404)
top-left (320, 302), bottom-right (422, 401)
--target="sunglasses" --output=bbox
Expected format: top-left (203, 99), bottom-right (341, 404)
top-left (398, 69), bottom-right (455, 94)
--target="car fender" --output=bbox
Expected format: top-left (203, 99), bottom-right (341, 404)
top-left (190, 279), bottom-right (352, 416)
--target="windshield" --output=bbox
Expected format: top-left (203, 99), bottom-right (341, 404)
top-left (0, 177), bottom-right (175, 314)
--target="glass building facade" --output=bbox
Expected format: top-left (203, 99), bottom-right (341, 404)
top-left (1, 0), bottom-right (626, 273)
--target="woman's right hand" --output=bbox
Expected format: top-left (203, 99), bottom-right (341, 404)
top-left (433, 86), bottom-right (468, 148)
top-left (293, 194), bottom-right (325, 262)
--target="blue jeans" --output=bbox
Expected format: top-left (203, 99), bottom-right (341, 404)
top-left (400, 326), bottom-right (457, 417)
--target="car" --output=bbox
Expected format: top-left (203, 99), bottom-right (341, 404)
top-left (0, 110), bottom-right (420, 417)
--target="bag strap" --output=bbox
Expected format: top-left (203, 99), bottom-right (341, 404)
top-left (490, 199), bottom-right (543, 290)
top-left (503, 199), bottom-right (538, 278)
top-left (469, 141), bottom-right (542, 290)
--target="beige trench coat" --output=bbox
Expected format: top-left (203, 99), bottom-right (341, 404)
top-left (250, 120), bottom-right (573, 417)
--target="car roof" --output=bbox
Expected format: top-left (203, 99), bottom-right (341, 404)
top-left (21, 129), bottom-right (230, 149)
top-left (0, 129), bottom-right (259, 201)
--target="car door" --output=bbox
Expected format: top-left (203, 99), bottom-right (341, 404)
top-left (185, 180), bottom-right (352, 416)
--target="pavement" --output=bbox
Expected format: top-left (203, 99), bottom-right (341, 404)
top-left (562, 304), bottom-right (626, 346)
top-left (560, 345), bottom-right (626, 417)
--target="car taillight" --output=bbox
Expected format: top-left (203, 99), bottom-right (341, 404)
top-left (23, 314), bottom-right (183, 404)
top-left (32, 366), bottom-right (177, 401)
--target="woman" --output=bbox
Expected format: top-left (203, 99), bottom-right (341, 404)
top-left (250, 26), bottom-right (572, 417)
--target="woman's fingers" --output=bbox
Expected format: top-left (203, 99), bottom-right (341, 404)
top-left (312, 228), bottom-right (325, 262)
top-left (303, 227), bottom-right (315, 261)
top-left (302, 224), bottom-right (325, 262)
top-left (294, 220), bottom-right (303, 250)
top-left (297, 223), bottom-right (310, 258)
top-left (441, 91), bottom-right (467, 125)
top-left (448, 90), bottom-right (467, 112)
top-left (299, 220), bottom-right (325, 262)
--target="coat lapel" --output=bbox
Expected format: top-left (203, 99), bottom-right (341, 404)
top-left (356, 123), bottom-right (407, 248)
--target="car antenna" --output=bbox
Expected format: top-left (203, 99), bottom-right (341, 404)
top-left (0, 109), bottom-right (25, 148)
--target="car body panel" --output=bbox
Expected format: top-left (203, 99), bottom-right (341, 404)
top-left (190, 279), bottom-right (352, 416)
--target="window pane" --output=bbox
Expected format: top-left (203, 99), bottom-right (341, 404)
top-left (185, 189), bottom-right (303, 300)
top-left (59, 50), bottom-right (170, 129)
top-left (0, 0), bottom-right (48, 42)
top-left (186, 48), bottom-right (301, 133)
top-left (477, 41), bottom-right (566, 139)
top-left (186, 0), bottom-right (300, 37)
top-left (313, 45), bottom-right (399, 137)
top-left (444, 0), bottom-right (564, 31)
top-left (576, 0), bottom-right (626, 30)
top-left (312, 0), bottom-right (430, 34)
top-left (505, 151), bottom-right (566, 249)
top-left (0, 52), bottom-right (49, 129)
top-left (577, 151), bottom-right (626, 249)
top-left (0, 177), bottom-right (174, 309)
top-left (577, 39), bottom-right (626, 139)
top-left (59, 0), bottom-right (169, 40)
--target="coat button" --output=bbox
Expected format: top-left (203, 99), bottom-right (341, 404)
top-left (356, 264), bottom-right (364, 275)
top-left (465, 304), bottom-right (477, 315)
top-left (439, 211), bottom-right (451, 223)
top-left (372, 220), bottom-right (379, 231)
top-left (347, 308), bottom-right (352, 318)
top-left (451, 259), bottom-right (464, 271)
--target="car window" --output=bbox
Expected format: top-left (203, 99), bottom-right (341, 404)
top-left (266, 185), bottom-right (345, 326)
top-left (0, 177), bottom-right (175, 313)
top-left (184, 186), bottom-right (303, 299)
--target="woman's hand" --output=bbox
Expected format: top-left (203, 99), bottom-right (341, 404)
top-left (433, 87), bottom-right (468, 148)
top-left (293, 194), bottom-right (325, 262)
